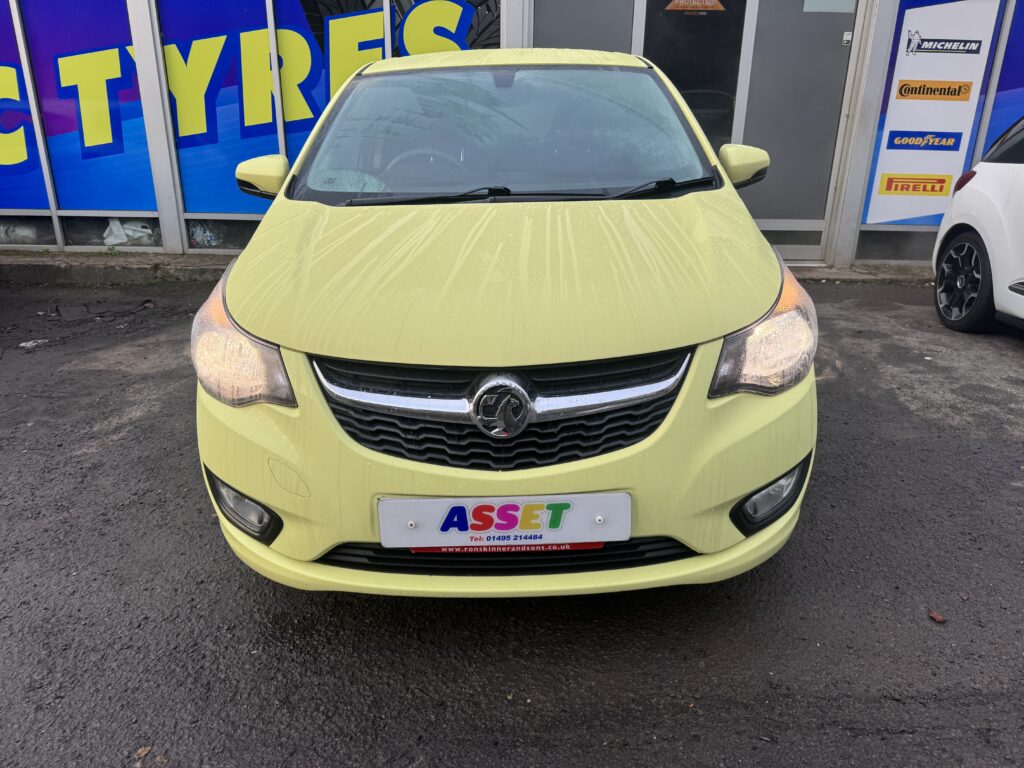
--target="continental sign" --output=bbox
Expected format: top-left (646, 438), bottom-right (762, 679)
top-left (896, 80), bottom-right (973, 101)
top-left (879, 174), bottom-right (952, 196)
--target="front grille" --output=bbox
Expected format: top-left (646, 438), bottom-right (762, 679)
top-left (317, 537), bottom-right (697, 576)
top-left (313, 349), bottom-right (690, 471)
top-left (312, 349), bottom-right (686, 399)
top-left (324, 390), bottom-right (677, 470)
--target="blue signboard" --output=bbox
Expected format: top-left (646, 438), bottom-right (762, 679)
top-left (0, 2), bottom-right (48, 209)
top-left (1, 0), bottom-right (500, 216)
top-left (20, 0), bottom-right (158, 211)
top-left (983, 1), bottom-right (1024, 150)
top-left (157, 0), bottom-right (279, 214)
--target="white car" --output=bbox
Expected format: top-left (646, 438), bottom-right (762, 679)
top-left (933, 117), bottom-right (1024, 332)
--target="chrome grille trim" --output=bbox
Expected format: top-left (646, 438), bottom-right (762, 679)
top-left (311, 354), bottom-right (691, 424)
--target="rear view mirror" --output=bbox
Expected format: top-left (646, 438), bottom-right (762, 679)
top-left (718, 144), bottom-right (770, 189)
top-left (236, 154), bottom-right (290, 199)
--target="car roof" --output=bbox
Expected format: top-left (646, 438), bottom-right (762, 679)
top-left (363, 48), bottom-right (649, 75)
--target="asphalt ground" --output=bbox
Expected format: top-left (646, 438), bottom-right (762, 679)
top-left (1, 279), bottom-right (1022, 767)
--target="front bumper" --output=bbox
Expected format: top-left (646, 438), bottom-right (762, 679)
top-left (197, 340), bottom-right (817, 596)
top-left (215, 499), bottom-right (804, 596)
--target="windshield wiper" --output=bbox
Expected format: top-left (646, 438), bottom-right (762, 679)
top-left (345, 186), bottom-right (514, 207)
top-left (614, 174), bottom-right (719, 200)
top-left (344, 185), bottom-right (614, 206)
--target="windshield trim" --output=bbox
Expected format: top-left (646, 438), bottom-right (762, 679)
top-left (286, 65), bottom-right (715, 208)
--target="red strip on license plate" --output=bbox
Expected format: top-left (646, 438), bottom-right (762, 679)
top-left (410, 542), bottom-right (606, 554)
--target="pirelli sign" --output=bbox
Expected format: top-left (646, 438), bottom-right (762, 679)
top-left (879, 174), bottom-right (952, 196)
top-left (896, 80), bottom-right (973, 101)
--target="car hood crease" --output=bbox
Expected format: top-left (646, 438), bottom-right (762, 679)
top-left (226, 189), bottom-right (781, 367)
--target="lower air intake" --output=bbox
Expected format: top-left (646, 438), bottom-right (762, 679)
top-left (317, 537), bottom-right (697, 576)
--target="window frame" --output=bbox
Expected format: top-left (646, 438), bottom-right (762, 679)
top-left (983, 117), bottom-right (1024, 165)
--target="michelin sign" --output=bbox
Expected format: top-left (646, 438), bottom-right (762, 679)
top-left (864, 0), bottom-right (1004, 225)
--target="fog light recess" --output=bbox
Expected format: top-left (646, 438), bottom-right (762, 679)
top-left (206, 469), bottom-right (283, 544)
top-left (730, 454), bottom-right (811, 536)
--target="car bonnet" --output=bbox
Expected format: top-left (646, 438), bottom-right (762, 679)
top-left (225, 187), bottom-right (782, 367)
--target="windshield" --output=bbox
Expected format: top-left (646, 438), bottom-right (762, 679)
top-left (289, 66), bottom-right (713, 205)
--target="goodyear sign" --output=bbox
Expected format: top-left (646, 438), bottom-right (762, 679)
top-left (0, 0), bottom-right (492, 214)
top-left (886, 130), bottom-right (963, 151)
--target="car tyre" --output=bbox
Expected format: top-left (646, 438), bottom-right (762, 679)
top-left (934, 231), bottom-right (995, 333)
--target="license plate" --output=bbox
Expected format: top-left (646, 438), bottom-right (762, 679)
top-left (378, 492), bottom-right (631, 551)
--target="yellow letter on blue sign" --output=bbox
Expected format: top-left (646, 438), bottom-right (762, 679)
top-left (276, 28), bottom-right (315, 121)
top-left (397, 0), bottom-right (475, 56)
top-left (164, 36), bottom-right (227, 140)
top-left (240, 29), bottom-right (317, 128)
top-left (56, 48), bottom-right (126, 154)
top-left (239, 30), bottom-right (275, 129)
top-left (326, 10), bottom-right (385, 97)
top-left (0, 66), bottom-right (29, 166)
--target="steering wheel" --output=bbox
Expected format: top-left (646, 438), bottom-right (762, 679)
top-left (383, 148), bottom-right (465, 175)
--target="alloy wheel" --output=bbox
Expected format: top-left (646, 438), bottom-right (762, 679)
top-left (936, 242), bottom-right (982, 322)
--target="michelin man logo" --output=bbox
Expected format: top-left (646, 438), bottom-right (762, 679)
top-left (906, 30), bottom-right (923, 55)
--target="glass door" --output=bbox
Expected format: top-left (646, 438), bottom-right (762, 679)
top-left (734, 0), bottom-right (858, 261)
top-left (642, 0), bottom-right (859, 262)
top-left (642, 0), bottom-right (749, 151)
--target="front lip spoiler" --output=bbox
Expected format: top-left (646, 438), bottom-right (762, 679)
top-left (217, 503), bottom-right (804, 597)
top-left (310, 353), bottom-right (692, 425)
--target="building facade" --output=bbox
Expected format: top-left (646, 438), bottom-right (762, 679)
top-left (0, 0), bottom-right (1021, 264)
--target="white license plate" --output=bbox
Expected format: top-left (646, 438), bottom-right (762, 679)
top-left (378, 492), bottom-right (631, 552)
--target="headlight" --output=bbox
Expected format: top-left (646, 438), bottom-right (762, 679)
top-left (190, 265), bottom-right (296, 407)
top-left (709, 266), bottom-right (817, 397)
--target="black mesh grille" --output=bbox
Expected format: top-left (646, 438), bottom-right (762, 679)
top-left (323, 390), bottom-right (676, 470)
top-left (317, 537), bottom-right (697, 576)
top-left (312, 349), bottom-right (689, 471)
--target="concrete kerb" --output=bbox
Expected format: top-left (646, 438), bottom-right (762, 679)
top-left (0, 251), bottom-right (232, 285)
top-left (0, 251), bottom-right (934, 287)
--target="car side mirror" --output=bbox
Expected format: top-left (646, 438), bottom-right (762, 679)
top-left (718, 144), bottom-right (770, 189)
top-left (236, 154), bottom-right (290, 199)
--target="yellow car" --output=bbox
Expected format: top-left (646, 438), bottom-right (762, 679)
top-left (191, 49), bottom-right (818, 597)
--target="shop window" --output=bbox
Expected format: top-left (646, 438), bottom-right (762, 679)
top-left (272, 0), bottom-right (385, 162)
top-left (982, 2), bottom-right (1024, 152)
top-left (62, 216), bottom-right (163, 247)
top-left (157, 0), bottom-right (281, 215)
top-left (271, 1), bottom-right (500, 163)
top-left (187, 219), bottom-right (258, 249)
top-left (0, 5), bottom-right (49, 210)
top-left (761, 230), bottom-right (823, 247)
top-left (391, 0), bottom-right (501, 57)
top-left (19, 0), bottom-right (158, 211)
top-left (642, 0), bottom-right (748, 151)
top-left (0, 216), bottom-right (57, 245)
